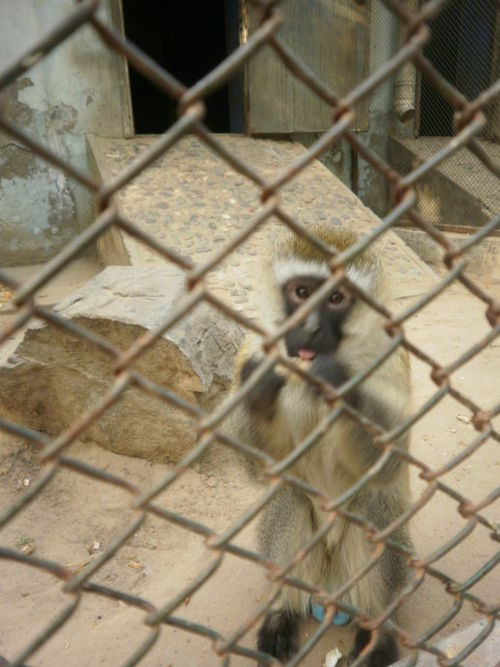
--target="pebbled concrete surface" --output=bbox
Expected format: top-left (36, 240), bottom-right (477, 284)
top-left (88, 133), bottom-right (438, 323)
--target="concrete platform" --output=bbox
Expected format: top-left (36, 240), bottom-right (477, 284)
top-left (389, 136), bottom-right (499, 231)
top-left (88, 133), bottom-right (438, 321)
top-left (396, 227), bottom-right (500, 279)
top-left (392, 619), bottom-right (500, 666)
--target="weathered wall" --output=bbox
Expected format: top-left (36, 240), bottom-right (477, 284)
top-left (0, 0), bottom-right (131, 266)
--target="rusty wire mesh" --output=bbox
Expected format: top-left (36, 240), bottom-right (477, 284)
top-left (386, 0), bottom-right (500, 233)
top-left (0, 0), bottom-right (499, 665)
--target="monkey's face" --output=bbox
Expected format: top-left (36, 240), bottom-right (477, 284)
top-left (282, 277), bottom-right (355, 360)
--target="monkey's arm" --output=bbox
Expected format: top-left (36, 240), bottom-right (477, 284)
top-left (310, 354), bottom-right (409, 480)
top-left (227, 355), bottom-right (294, 464)
top-left (310, 354), bottom-right (403, 429)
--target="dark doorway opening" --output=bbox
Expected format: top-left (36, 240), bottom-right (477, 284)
top-left (123, 1), bottom-right (232, 134)
top-left (419, 0), bottom-right (498, 137)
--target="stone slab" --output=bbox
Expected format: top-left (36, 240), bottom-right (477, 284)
top-left (391, 619), bottom-right (500, 666)
top-left (0, 266), bottom-right (242, 462)
top-left (88, 133), bottom-right (438, 322)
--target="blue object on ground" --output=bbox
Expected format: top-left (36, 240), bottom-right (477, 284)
top-left (311, 600), bottom-right (351, 626)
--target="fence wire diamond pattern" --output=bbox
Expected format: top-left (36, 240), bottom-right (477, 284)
top-left (0, 1), bottom-right (499, 666)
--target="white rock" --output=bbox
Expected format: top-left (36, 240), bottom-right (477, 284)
top-left (323, 647), bottom-right (343, 667)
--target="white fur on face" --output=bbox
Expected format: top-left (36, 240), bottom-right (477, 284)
top-left (273, 259), bottom-right (329, 285)
top-left (273, 258), bottom-right (374, 292)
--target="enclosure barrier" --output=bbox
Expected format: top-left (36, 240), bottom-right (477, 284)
top-left (0, 0), bottom-right (499, 665)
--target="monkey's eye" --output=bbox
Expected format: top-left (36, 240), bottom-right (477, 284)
top-left (295, 285), bottom-right (310, 300)
top-left (288, 284), bottom-right (311, 303)
top-left (328, 291), bottom-right (344, 306)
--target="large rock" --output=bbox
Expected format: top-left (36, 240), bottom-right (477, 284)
top-left (0, 266), bottom-right (243, 462)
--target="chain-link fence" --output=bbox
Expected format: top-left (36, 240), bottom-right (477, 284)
top-left (0, 0), bottom-right (499, 665)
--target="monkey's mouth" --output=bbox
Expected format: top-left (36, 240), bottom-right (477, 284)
top-left (297, 349), bottom-right (317, 361)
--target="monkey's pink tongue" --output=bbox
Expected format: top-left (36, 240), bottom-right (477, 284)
top-left (298, 349), bottom-right (316, 360)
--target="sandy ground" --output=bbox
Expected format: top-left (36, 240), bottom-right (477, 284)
top-left (0, 257), bottom-right (499, 666)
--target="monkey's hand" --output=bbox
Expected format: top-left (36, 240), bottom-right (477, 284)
top-left (309, 355), bottom-right (360, 406)
top-left (310, 355), bottom-right (362, 411)
top-left (310, 354), bottom-right (349, 389)
top-left (240, 357), bottom-right (286, 419)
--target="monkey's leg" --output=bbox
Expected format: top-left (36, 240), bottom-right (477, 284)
top-left (256, 487), bottom-right (324, 664)
top-left (343, 494), bottom-right (411, 667)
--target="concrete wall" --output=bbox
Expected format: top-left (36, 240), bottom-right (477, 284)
top-left (0, 0), bottom-right (131, 266)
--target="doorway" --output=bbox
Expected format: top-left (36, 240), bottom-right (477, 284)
top-left (122, 1), bottom-right (238, 134)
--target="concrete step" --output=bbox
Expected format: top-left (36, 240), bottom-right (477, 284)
top-left (395, 226), bottom-right (500, 279)
top-left (389, 136), bottom-right (499, 231)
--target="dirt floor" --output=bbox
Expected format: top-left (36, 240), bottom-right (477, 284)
top-left (0, 256), bottom-right (499, 666)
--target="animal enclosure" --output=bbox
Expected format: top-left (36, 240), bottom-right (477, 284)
top-left (0, 1), bottom-right (499, 666)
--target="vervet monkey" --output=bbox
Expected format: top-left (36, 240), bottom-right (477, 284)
top-left (230, 225), bottom-right (413, 666)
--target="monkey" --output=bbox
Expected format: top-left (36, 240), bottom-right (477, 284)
top-left (228, 224), bottom-right (414, 666)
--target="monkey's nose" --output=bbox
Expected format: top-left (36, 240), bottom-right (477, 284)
top-left (303, 313), bottom-right (321, 336)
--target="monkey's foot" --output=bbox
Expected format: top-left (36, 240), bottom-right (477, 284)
top-left (257, 610), bottom-right (298, 665)
top-left (349, 628), bottom-right (398, 667)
